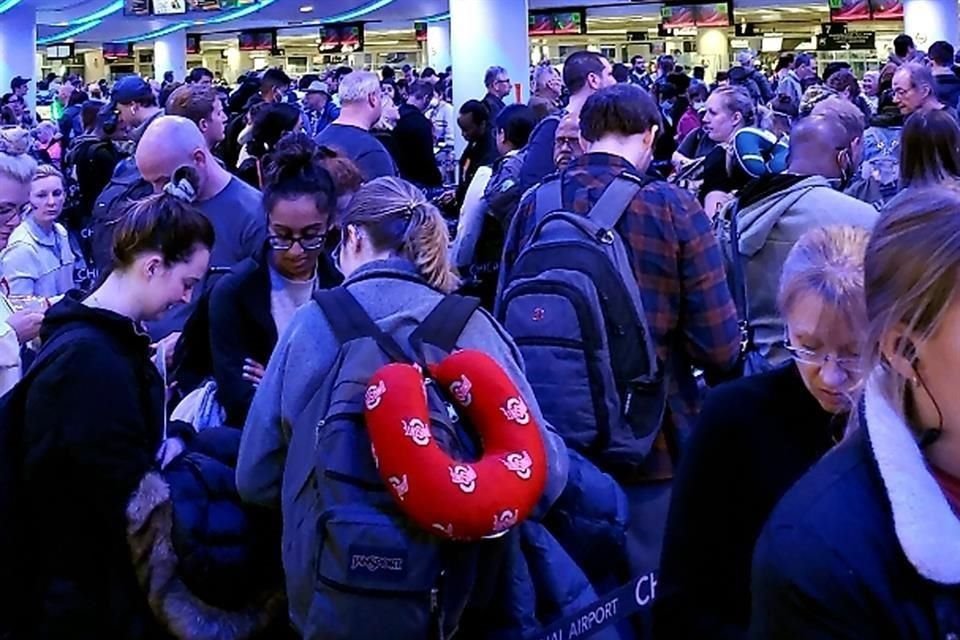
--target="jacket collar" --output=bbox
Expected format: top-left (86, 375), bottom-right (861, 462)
top-left (344, 257), bottom-right (421, 285)
top-left (863, 373), bottom-right (960, 584)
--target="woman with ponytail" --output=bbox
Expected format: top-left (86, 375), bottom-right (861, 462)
top-left (208, 133), bottom-right (342, 427)
top-left (236, 176), bottom-right (572, 635)
top-left (10, 183), bottom-right (213, 638)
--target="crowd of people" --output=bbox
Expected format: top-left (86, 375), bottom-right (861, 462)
top-left (1, 31), bottom-right (960, 639)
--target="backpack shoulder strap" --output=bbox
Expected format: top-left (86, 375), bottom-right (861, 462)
top-left (586, 174), bottom-right (647, 230)
top-left (313, 287), bottom-right (411, 364)
top-left (410, 294), bottom-right (481, 355)
top-left (534, 176), bottom-right (564, 220)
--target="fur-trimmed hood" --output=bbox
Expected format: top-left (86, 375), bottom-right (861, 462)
top-left (127, 471), bottom-right (285, 640)
top-left (863, 373), bottom-right (960, 585)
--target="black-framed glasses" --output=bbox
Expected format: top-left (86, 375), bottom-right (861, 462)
top-left (784, 335), bottom-right (862, 375)
top-left (267, 233), bottom-right (327, 251)
top-left (0, 202), bottom-right (29, 221)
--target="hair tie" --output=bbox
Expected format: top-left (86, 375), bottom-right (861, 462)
top-left (164, 177), bottom-right (197, 203)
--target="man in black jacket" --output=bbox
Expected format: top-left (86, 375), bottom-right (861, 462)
top-left (482, 65), bottom-right (510, 119)
top-left (392, 81), bottom-right (442, 187)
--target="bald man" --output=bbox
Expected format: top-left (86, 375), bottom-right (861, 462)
top-left (136, 115), bottom-right (266, 333)
top-left (719, 101), bottom-right (877, 368)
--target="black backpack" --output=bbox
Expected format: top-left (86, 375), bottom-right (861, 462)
top-left (496, 174), bottom-right (668, 479)
top-left (90, 159), bottom-right (153, 274)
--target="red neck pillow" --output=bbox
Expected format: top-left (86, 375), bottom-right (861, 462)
top-left (364, 349), bottom-right (547, 541)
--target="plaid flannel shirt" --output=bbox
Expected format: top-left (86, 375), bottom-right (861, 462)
top-left (501, 153), bottom-right (740, 479)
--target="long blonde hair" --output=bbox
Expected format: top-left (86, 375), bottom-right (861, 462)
top-left (342, 177), bottom-right (459, 293)
top-left (861, 187), bottom-right (960, 422)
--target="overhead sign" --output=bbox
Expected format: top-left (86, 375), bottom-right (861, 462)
top-left (816, 30), bottom-right (876, 50)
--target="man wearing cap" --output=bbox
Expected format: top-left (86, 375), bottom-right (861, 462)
top-left (9, 77), bottom-right (34, 128)
top-left (11, 76), bottom-right (29, 101)
top-left (109, 76), bottom-right (163, 146)
top-left (302, 80), bottom-right (339, 137)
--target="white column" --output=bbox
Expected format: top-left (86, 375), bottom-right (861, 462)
top-left (904, 0), bottom-right (958, 51)
top-left (426, 20), bottom-right (451, 72)
top-left (154, 30), bottom-right (188, 82)
top-left (697, 28), bottom-right (729, 85)
top-left (0, 3), bottom-right (37, 117)
top-left (451, 0), bottom-right (529, 155)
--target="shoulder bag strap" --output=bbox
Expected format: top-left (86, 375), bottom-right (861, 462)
top-left (410, 294), bottom-right (482, 355)
top-left (586, 174), bottom-right (646, 231)
top-left (727, 198), bottom-right (753, 354)
top-left (313, 287), bottom-right (411, 365)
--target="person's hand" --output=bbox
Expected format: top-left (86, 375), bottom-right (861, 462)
top-left (151, 331), bottom-right (181, 370)
top-left (243, 358), bottom-right (266, 387)
top-left (6, 310), bottom-right (44, 344)
top-left (704, 191), bottom-right (735, 220)
top-left (436, 190), bottom-right (457, 206)
top-left (156, 437), bottom-right (186, 469)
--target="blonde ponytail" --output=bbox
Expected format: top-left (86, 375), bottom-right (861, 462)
top-left (402, 202), bottom-right (459, 293)
top-left (343, 177), bottom-right (460, 292)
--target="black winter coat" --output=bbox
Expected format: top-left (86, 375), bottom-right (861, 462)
top-left (392, 104), bottom-right (443, 187)
top-left (749, 375), bottom-right (960, 639)
top-left (18, 292), bottom-right (171, 639)
top-left (126, 428), bottom-right (291, 639)
top-left (209, 250), bottom-right (341, 426)
top-left (654, 364), bottom-right (844, 639)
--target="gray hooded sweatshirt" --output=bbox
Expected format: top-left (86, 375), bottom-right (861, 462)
top-left (236, 258), bottom-right (569, 510)
top-left (734, 175), bottom-right (878, 366)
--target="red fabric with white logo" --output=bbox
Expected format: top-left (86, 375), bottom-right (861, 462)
top-left (364, 349), bottom-right (547, 541)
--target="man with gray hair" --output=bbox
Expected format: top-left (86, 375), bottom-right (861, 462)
top-left (482, 65), bottom-right (511, 118)
top-left (315, 70), bottom-right (397, 180)
top-left (892, 62), bottom-right (957, 119)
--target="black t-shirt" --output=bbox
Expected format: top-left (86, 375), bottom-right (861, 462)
top-left (698, 145), bottom-right (751, 204)
top-left (678, 128), bottom-right (718, 160)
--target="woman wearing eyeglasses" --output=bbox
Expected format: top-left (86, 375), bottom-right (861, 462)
top-left (0, 127), bottom-right (44, 396)
top-left (654, 225), bottom-right (870, 640)
top-left (207, 134), bottom-right (345, 427)
top-left (750, 190), bottom-right (960, 637)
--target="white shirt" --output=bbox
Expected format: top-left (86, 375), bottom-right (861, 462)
top-left (269, 265), bottom-right (317, 337)
top-left (451, 164), bottom-right (494, 268)
top-left (0, 216), bottom-right (76, 299)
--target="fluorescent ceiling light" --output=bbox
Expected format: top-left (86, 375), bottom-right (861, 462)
top-left (0, 0), bottom-right (22, 14)
top-left (299, 5), bottom-right (312, 12)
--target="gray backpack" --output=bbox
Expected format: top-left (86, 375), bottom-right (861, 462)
top-left (280, 284), bottom-right (486, 640)
top-left (496, 174), bottom-right (667, 479)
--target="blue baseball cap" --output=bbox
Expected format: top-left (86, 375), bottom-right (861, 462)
top-left (110, 76), bottom-right (154, 105)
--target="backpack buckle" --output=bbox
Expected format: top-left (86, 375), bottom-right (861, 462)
top-left (597, 229), bottom-right (616, 245)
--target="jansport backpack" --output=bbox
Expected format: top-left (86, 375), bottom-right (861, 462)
top-left (496, 174), bottom-right (668, 478)
top-left (281, 285), bottom-right (488, 640)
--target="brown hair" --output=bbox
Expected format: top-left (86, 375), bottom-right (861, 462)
top-left (112, 166), bottom-right (215, 269)
top-left (826, 69), bottom-right (862, 100)
top-left (164, 83), bottom-right (219, 127)
top-left (860, 187), bottom-right (960, 420)
top-left (899, 109), bottom-right (960, 187)
top-left (342, 177), bottom-right (458, 293)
